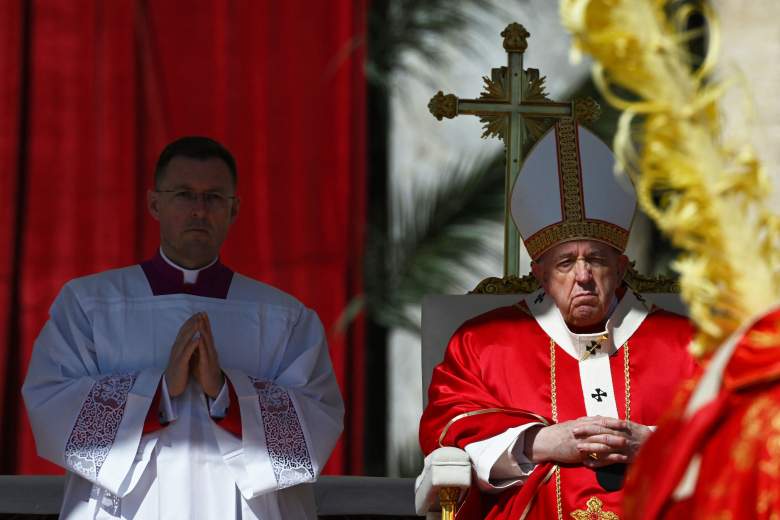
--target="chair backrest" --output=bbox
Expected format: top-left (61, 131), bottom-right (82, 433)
top-left (420, 288), bottom-right (686, 406)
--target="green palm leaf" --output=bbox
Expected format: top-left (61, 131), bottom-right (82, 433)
top-left (357, 152), bottom-right (505, 333)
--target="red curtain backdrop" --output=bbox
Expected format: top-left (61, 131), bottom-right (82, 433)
top-left (0, 0), bottom-right (366, 476)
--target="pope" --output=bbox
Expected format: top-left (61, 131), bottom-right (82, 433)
top-left (419, 120), bottom-right (697, 519)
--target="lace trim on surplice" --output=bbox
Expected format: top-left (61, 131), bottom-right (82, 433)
top-left (249, 377), bottom-right (314, 489)
top-left (64, 374), bottom-right (137, 479)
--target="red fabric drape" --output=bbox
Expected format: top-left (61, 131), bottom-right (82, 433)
top-left (0, 0), bottom-right (366, 475)
top-left (0, 0), bottom-right (26, 474)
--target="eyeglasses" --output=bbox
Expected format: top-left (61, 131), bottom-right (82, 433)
top-left (156, 190), bottom-right (237, 210)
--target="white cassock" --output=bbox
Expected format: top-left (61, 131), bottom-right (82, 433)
top-left (22, 259), bottom-right (344, 519)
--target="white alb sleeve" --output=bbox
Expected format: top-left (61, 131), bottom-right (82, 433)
top-left (209, 306), bottom-right (344, 500)
top-left (159, 375), bottom-right (178, 423)
top-left (22, 284), bottom-right (163, 497)
top-left (464, 422), bottom-right (542, 493)
top-left (206, 379), bottom-right (230, 419)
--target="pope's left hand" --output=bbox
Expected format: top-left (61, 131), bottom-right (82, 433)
top-left (574, 420), bottom-right (653, 468)
top-left (191, 312), bottom-right (225, 398)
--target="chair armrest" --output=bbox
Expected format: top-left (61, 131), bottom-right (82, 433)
top-left (414, 447), bottom-right (472, 515)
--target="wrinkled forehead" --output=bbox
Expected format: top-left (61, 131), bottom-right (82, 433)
top-left (539, 239), bottom-right (620, 262)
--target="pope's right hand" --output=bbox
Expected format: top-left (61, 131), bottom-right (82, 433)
top-left (164, 313), bottom-right (203, 397)
top-left (523, 416), bottom-right (630, 466)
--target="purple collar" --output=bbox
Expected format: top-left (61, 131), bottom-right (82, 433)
top-left (140, 250), bottom-right (234, 299)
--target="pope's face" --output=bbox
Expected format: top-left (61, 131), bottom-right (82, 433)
top-left (531, 240), bottom-right (628, 329)
top-left (147, 156), bottom-right (239, 269)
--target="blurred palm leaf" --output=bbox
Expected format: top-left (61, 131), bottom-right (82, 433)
top-left (343, 0), bottom-right (518, 335)
top-left (367, 0), bottom-right (508, 85)
top-left (358, 152), bottom-right (505, 333)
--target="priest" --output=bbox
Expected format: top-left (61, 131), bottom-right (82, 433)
top-left (22, 136), bottom-right (344, 519)
top-left (419, 120), bottom-right (696, 519)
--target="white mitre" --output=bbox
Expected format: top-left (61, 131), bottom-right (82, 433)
top-left (510, 119), bottom-right (636, 260)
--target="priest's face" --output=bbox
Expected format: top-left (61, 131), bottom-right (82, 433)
top-left (147, 156), bottom-right (240, 269)
top-left (531, 240), bottom-right (628, 330)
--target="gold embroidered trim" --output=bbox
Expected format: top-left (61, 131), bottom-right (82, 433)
top-left (747, 319), bottom-right (780, 348)
top-left (624, 342), bottom-right (631, 422)
top-left (437, 408), bottom-right (550, 448)
top-left (732, 395), bottom-right (780, 471)
top-left (524, 221), bottom-right (630, 259)
top-left (556, 119), bottom-right (585, 222)
top-left (570, 496), bottom-right (620, 519)
top-left (550, 340), bottom-right (564, 520)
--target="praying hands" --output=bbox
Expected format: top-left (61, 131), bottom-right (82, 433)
top-left (164, 312), bottom-right (225, 398)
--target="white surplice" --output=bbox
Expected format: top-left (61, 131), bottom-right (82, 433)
top-left (22, 264), bottom-right (344, 519)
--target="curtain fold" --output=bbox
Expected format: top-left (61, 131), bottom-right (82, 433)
top-left (0, 0), bottom-right (366, 475)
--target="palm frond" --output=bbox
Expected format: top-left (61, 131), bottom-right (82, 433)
top-left (362, 152), bottom-right (505, 333)
top-left (367, 0), bottom-right (510, 85)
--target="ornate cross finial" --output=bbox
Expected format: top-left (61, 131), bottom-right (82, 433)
top-left (501, 23), bottom-right (530, 53)
top-left (428, 91), bottom-right (458, 121)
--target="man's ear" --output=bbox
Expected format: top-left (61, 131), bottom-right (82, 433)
top-left (531, 259), bottom-right (545, 284)
top-left (229, 196), bottom-right (240, 224)
top-left (147, 190), bottom-right (161, 221)
top-left (617, 254), bottom-right (629, 280)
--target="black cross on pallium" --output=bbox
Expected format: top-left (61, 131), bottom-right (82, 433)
top-left (534, 292), bottom-right (545, 304)
top-left (585, 341), bottom-right (601, 357)
top-left (591, 388), bottom-right (607, 402)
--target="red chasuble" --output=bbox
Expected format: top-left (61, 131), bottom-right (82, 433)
top-left (419, 287), bottom-right (695, 519)
top-left (624, 306), bottom-right (780, 519)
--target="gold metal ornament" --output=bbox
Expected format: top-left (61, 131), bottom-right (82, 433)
top-left (428, 91), bottom-right (458, 121)
top-left (501, 22), bottom-right (530, 53)
top-left (622, 262), bottom-right (679, 294)
top-left (470, 264), bottom-right (679, 296)
top-left (438, 486), bottom-right (460, 520)
top-left (573, 96), bottom-right (602, 124)
top-left (470, 273), bottom-right (539, 294)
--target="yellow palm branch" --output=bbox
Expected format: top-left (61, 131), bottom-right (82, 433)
top-left (560, 0), bottom-right (780, 356)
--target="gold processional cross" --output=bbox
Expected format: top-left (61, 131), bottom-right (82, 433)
top-left (428, 22), bottom-right (600, 277)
